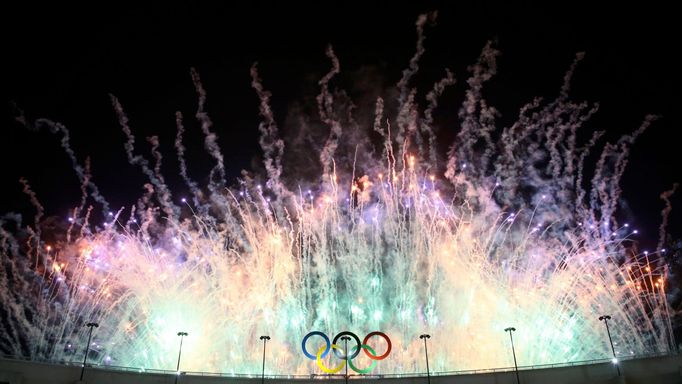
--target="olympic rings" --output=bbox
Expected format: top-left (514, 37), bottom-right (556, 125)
top-left (363, 331), bottom-right (392, 360)
top-left (302, 331), bottom-right (391, 374)
top-left (332, 331), bottom-right (361, 360)
top-left (301, 331), bottom-right (330, 360)
top-left (347, 344), bottom-right (377, 374)
top-left (316, 344), bottom-right (346, 373)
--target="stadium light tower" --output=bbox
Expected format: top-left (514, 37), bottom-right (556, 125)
top-left (80, 322), bottom-right (99, 381)
top-left (260, 335), bottom-right (270, 384)
top-left (598, 315), bottom-right (621, 376)
top-left (341, 335), bottom-right (351, 384)
top-left (175, 331), bottom-right (188, 384)
top-left (504, 327), bottom-right (520, 384)
top-left (419, 334), bottom-right (431, 384)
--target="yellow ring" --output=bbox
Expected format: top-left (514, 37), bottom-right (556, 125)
top-left (316, 344), bottom-right (346, 373)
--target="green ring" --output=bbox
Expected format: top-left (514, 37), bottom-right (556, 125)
top-left (348, 344), bottom-right (378, 374)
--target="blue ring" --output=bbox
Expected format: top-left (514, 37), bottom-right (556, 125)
top-left (302, 331), bottom-right (331, 360)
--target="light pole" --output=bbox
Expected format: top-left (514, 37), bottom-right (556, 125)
top-left (175, 331), bottom-right (188, 384)
top-left (80, 322), bottom-right (99, 382)
top-left (419, 334), bottom-right (431, 384)
top-left (504, 327), bottom-right (520, 384)
top-left (260, 335), bottom-right (270, 384)
top-left (598, 315), bottom-right (621, 376)
top-left (340, 336), bottom-right (351, 384)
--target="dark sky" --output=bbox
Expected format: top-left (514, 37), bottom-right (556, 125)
top-left (1, 1), bottom-right (680, 249)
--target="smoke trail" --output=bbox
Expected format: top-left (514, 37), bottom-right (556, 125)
top-left (591, 115), bottom-right (656, 231)
top-left (18, 178), bottom-right (43, 238)
top-left (372, 97), bottom-right (391, 163)
top-left (174, 111), bottom-right (205, 212)
top-left (422, 69), bottom-right (455, 169)
top-left (79, 158), bottom-right (93, 216)
top-left (316, 45), bottom-right (342, 177)
top-left (397, 12), bottom-right (436, 105)
top-left (372, 97), bottom-right (399, 178)
top-left (0, 213), bottom-right (22, 257)
top-left (372, 97), bottom-right (385, 139)
top-left (575, 129), bottom-right (605, 223)
top-left (444, 49), bottom-right (602, 230)
top-left (542, 52), bottom-right (587, 183)
top-left (394, 12), bottom-right (437, 164)
top-left (136, 183), bottom-right (155, 239)
top-left (525, 52), bottom-right (597, 220)
top-left (109, 95), bottom-right (179, 219)
top-left (560, 52), bottom-right (585, 99)
top-left (250, 63), bottom-right (286, 198)
top-left (446, 41), bottom-right (499, 183)
top-left (18, 178), bottom-right (44, 270)
top-left (146, 136), bottom-right (164, 183)
top-left (80, 205), bottom-right (93, 238)
top-left (190, 68), bottom-right (227, 192)
top-left (658, 183), bottom-right (679, 253)
top-left (26, 118), bottom-right (111, 216)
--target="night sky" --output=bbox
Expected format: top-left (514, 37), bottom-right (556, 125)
top-left (2, 2), bottom-right (680, 250)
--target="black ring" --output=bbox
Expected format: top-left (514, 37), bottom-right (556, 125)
top-left (332, 331), bottom-right (361, 360)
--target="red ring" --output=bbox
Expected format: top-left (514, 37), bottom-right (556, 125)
top-left (362, 331), bottom-right (392, 360)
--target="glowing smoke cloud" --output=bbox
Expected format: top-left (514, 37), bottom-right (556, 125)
top-left (0, 13), bottom-right (675, 376)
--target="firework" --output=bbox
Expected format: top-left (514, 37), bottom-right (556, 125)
top-left (0, 13), bottom-right (674, 376)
